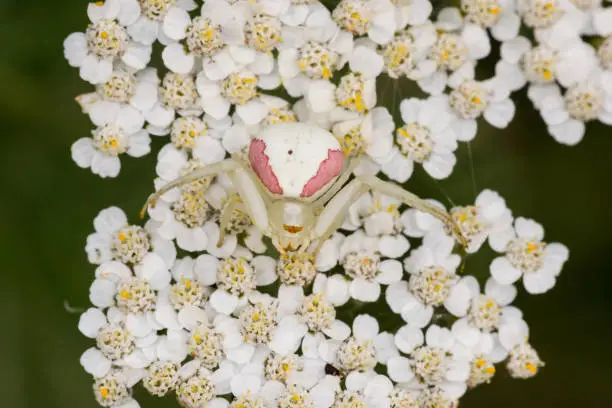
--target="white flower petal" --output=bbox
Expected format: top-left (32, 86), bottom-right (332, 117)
top-left (353, 314), bottom-right (379, 342)
top-left (451, 318), bottom-right (480, 348)
top-left (226, 342), bottom-right (255, 364)
top-left (231, 374), bottom-right (261, 396)
top-left (350, 279), bottom-right (381, 302)
top-left (376, 259), bottom-right (403, 284)
top-left (395, 325), bottom-right (423, 354)
top-left (490, 256), bottom-right (522, 285)
top-left (426, 325), bottom-right (454, 350)
top-left (387, 356), bottom-right (414, 383)
top-left (163, 7), bottom-right (191, 40)
top-left (162, 43), bottom-right (195, 74)
top-left (323, 320), bottom-right (351, 341)
top-left (484, 99), bottom-right (515, 129)
top-left (326, 275), bottom-right (351, 306)
top-left (210, 290), bottom-right (239, 315)
top-left (349, 46), bottom-right (384, 78)
top-left (71, 138), bottom-right (95, 168)
top-left (548, 120), bottom-right (585, 146)
top-left (80, 348), bottom-right (111, 377)
top-left (462, 24), bottom-right (490, 59)
top-left (78, 308), bottom-right (107, 338)
top-left (491, 12), bottom-right (520, 41)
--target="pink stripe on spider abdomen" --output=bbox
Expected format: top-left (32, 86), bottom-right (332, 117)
top-left (249, 139), bottom-right (283, 195)
top-left (301, 149), bottom-right (344, 197)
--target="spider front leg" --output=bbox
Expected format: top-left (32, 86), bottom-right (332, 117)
top-left (356, 174), bottom-right (468, 248)
top-left (140, 159), bottom-right (240, 219)
top-left (216, 193), bottom-right (246, 247)
top-left (311, 179), bottom-right (370, 256)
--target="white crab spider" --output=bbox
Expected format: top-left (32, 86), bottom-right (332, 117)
top-left (142, 123), bottom-right (466, 254)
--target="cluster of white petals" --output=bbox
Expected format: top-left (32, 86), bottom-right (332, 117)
top-left (62, 1), bottom-right (582, 407)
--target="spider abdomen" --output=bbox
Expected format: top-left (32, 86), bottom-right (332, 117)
top-left (249, 123), bottom-right (344, 198)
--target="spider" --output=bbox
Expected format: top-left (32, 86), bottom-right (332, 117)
top-left (141, 123), bottom-right (466, 255)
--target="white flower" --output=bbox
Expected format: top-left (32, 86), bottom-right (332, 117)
top-left (319, 315), bottom-right (393, 375)
top-left (340, 373), bottom-right (395, 408)
top-left (305, 44), bottom-right (382, 116)
top-left (79, 307), bottom-right (152, 379)
top-left (490, 217), bottom-right (569, 294)
top-left (495, 36), bottom-right (597, 93)
top-left (76, 68), bottom-right (159, 123)
top-left (528, 0), bottom-right (586, 48)
top-left (63, 0), bottom-right (149, 84)
top-left (161, 1), bottom-right (275, 78)
top-left (196, 255), bottom-right (278, 315)
top-left (345, 193), bottom-right (411, 257)
top-left (152, 268), bottom-right (210, 334)
top-left (332, 107), bottom-right (394, 171)
top-left (459, 0), bottom-right (522, 46)
top-left (127, 0), bottom-right (198, 45)
top-left (175, 365), bottom-right (232, 408)
top-left (278, 6), bottom-right (354, 97)
top-left (265, 288), bottom-right (313, 355)
top-left (393, 0), bottom-right (433, 29)
top-left (446, 276), bottom-right (517, 348)
top-left (530, 69), bottom-right (612, 145)
top-left (417, 13), bottom-right (476, 95)
top-left (379, 24), bottom-right (438, 80)
top-left (88, 255), bottom-right (171, 339)
top-left (517, 0), bottom-right (567, 31)
top-left (197, 69), bottom-right (271, 124)
top-left (450, 189), bottom-right (514, 253)
top-left (497, 311), bottom-right (529, 354)
top-left (71, 104), bottom-right (151, 178)
top-left (388, 233), bottom-right (461, 328)
top-left (496, 312), bottom-right (545, 379)
top-left (310, 273), bottom-right (350, 308)
top-left (446, 73), bottom-right (516, 130)
top-left (332, 0), bottom-right (397, 45)
top-left (418, 387), bottom-right (460, 407)
top-left (506, 341), bottom-right (545, 379)
top-left (144, 72), bottom-right (203, 132)
top-left (382, 96), bottom-right (458, 182)
top-left (327, 230), bottom-right (405, 302)
top-left (85, 206), bottom-right (175, 267)
top-left (401, 190), bottom-right (514, 254)
top-left (399, 199), bottom-right (448, 239)
top-left (91, 368), bottom-right (141, 408)
top-left (387, 325), bottom-right (470, 399)
top-left (142, 360), bottom-right (180, 397)
top-left (436, 7), bottom-right (492, 61)
top-left (463, 334), bottom-right (506, 388)
top-left (199, 2), bottom-right (279, 82)
top-left (147, 147), bottom-right (226, 251)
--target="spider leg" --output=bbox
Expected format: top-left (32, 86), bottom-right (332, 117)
top-left (312, 156), bottom-right (360, 209)
top-left (311, 179), bottom-right (370, 256)
top-left (217, 193), bottom-right (245, 247)
top-left (229, 167), bottom-right (270, 235)
top-left (356, 174), bottom-right (467, 248)
top-left (140, 159), bottom-right (240, 219)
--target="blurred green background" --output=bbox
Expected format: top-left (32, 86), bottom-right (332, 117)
top-left (2, 1), bottom-right (612, 407)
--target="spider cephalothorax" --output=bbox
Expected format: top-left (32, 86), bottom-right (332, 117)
top-left (142, 123), bottom-right (466, 255)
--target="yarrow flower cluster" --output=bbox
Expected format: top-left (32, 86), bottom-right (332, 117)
top-left (63, 0), bottom-right (582, 407)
